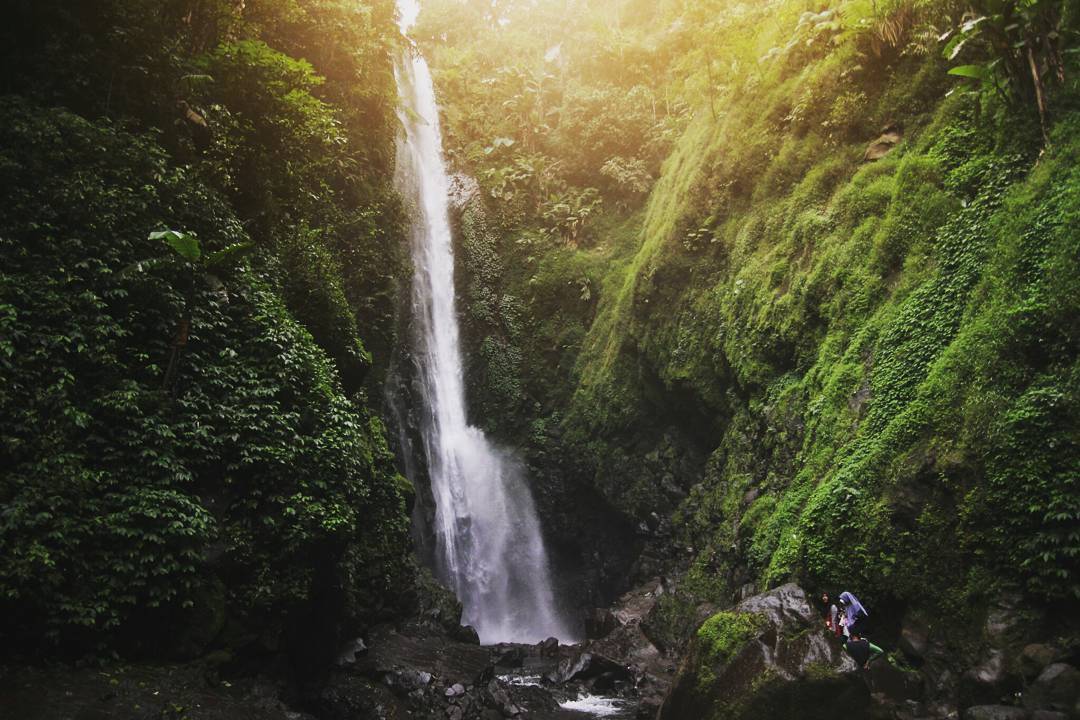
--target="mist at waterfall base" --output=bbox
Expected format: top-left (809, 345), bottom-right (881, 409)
top-left (393, 0), bottom-right (576, 645)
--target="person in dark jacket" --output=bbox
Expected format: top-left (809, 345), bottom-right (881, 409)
top-left (845, 630), bottom-right (884, 670)
top-left (838, 591), bottom-right (869, 637)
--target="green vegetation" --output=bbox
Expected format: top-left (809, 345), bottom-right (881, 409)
top-left (697, 611), bottom-right (765, 667)
top-left (1, 0), bottom-right (1077, 700)
top-left (422, 0), bottom-right (1080, 656)
top-left (692, 611), bottom-right (766, 703)
top-left (0, 0), bottom-right (415, 657)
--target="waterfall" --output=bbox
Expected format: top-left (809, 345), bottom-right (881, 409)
top-left (393, 0), bottom-right (574, 645)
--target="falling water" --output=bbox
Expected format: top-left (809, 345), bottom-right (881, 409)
top-left (393, 0), bottom-right (573, 644)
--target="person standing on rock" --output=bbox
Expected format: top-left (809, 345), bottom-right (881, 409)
top-left (821, 592), bottom-right (845, 638)
top-left (838, 591), bottom-right (869, 637)
top-left (844, 630), bottom-right (884, 670)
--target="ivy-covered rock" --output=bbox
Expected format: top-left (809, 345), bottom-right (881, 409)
top-left (659, 584), bottom-right (867, 720)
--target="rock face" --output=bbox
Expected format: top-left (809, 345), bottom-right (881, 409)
top-left (312, 624), bottom-right (501, 719)
top-left (863, 123), bottom-right (903, 161)
top-left (1023, 663), bottom-right (1080, 715)
top-left (899, 614), bottom-right (931, 663)
top-left (964, 706), bottom-right (1030, 720)
top-left (316, 595), bottom-right (678, 720)
top-left (659, 583), bottom-right (869, 720)
top-left (1019, 645), bottom-right (1059, 681)
top-left (551, 578), bottom-right (679, 716)
top-left (652, 582), bottom-right (1080, 720)
top-left (961, 649), bottom-right (1020, 707)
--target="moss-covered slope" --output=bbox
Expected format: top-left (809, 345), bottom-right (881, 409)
top-left (422, 0), bottom-right (1080, 648)
top-left (571, 35), bottom-right (1080, 616)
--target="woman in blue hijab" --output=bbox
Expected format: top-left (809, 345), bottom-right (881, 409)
top-left (838, 591), bottom-right (869, 637)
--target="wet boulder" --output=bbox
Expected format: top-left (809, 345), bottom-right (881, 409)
top-left (547, 651), bottom-right (633, 685)
top-left (1019, 645), bottom-right (1061, 681)
top-left (337, 637), bottom-right (368, 666)
top-left (407, 569), bottom-right (476, 643)
top-left (359, 625), bottom-right (493, 688)
top-left (586, 607), bottom-right (619, 639)
top-left (537, 636), bottom-right (560, 657)
top-left (866, 659), bottom-right (923, 705)
top-left (483, 679), bottom-right (522, 716)
top-left (961, 649), bottom-right (1021, 707)
top-left (493, 645), bottom-right (527, 668)
top-left (734, 581), bottom-right (820, 629)
top-left (386, 668), bottom-right (435, 692)
top-left (899, 614), bottom-right (931, 663)
top-left (1030, 712), bottom-right (1069, 720)
top-left (964, 705), bottom-right (1029, 720)
top-left (503, 683), bottom-right (561, 716)
top-left (569, 577), bottom-right (680, 714)
top-left (1022, 663), bottom-right (1080, 714)
top-left (452, 625), bottom-right (481, 645)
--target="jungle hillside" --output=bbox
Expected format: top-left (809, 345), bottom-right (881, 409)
top-left (1, 0), bottom-right (1078, 719)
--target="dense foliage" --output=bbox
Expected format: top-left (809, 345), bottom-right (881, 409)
top-left (0, 0), bottom-right (415, 657)
top-left (422, 0), bottom-right (1080, 653)
top-left (2, 0), bottom-right (1078, 685)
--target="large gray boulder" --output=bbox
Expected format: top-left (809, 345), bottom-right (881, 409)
top-left (1019, 645), bottom-right (1059, 681)
top-left (1023, 663), bottom-right (1080, 714)
top-left (1030, 711), bottom-right (1070, 720)
top-left (659, 583), bottom-right (869, 720)
top-left (962, 649), bottom-right (1021, 707)
top-left (964, 705), bottom-right (1029, 720)
top-left (866, 658), bottom-right (923, 705)
top-left (899, 614), bottom-right (931, 662)
top-left (564, 578), bottom-right (678, 717)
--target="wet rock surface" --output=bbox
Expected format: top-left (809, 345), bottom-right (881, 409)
top-left (0, 608), bottom-right (654, 720)
top-left (964, 705), bottom-right (1031, 720)
top-left (1022, 663), bottom-right (1080, 715)
top-left (650, 580), bottom-right (1080, 720)
top-left (358, 625), bottom-right (493, 688)
top-left (7, 578), bottom-right (1075, 720)
top-left (320, 577), bottom-right (680, 719)
top-left (1020, 645), bottom-right (1060, 681)
top-left (659, 583), bottom-right (869, 720)
top-left (961, 649), bottom-right (1020, 707)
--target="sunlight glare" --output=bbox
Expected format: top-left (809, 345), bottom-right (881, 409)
top-left (398, 0), bottom-right (421, 32)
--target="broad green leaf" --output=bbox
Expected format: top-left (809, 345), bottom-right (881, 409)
top-left (205, 242), bottom-right (254, 270)
top-left (948, 64), bottom-right (993, 81)
top-left (150, 230), bottom-right (201, 261)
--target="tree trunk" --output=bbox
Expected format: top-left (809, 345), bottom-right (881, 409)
top-left (1027, 44), bottom-right (1050, 145)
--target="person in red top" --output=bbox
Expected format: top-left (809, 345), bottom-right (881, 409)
top-left (820, 592), bottom-right (845, 638)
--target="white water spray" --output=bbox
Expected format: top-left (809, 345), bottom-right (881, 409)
top-left (393, 0), bottom-right (573, 644)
